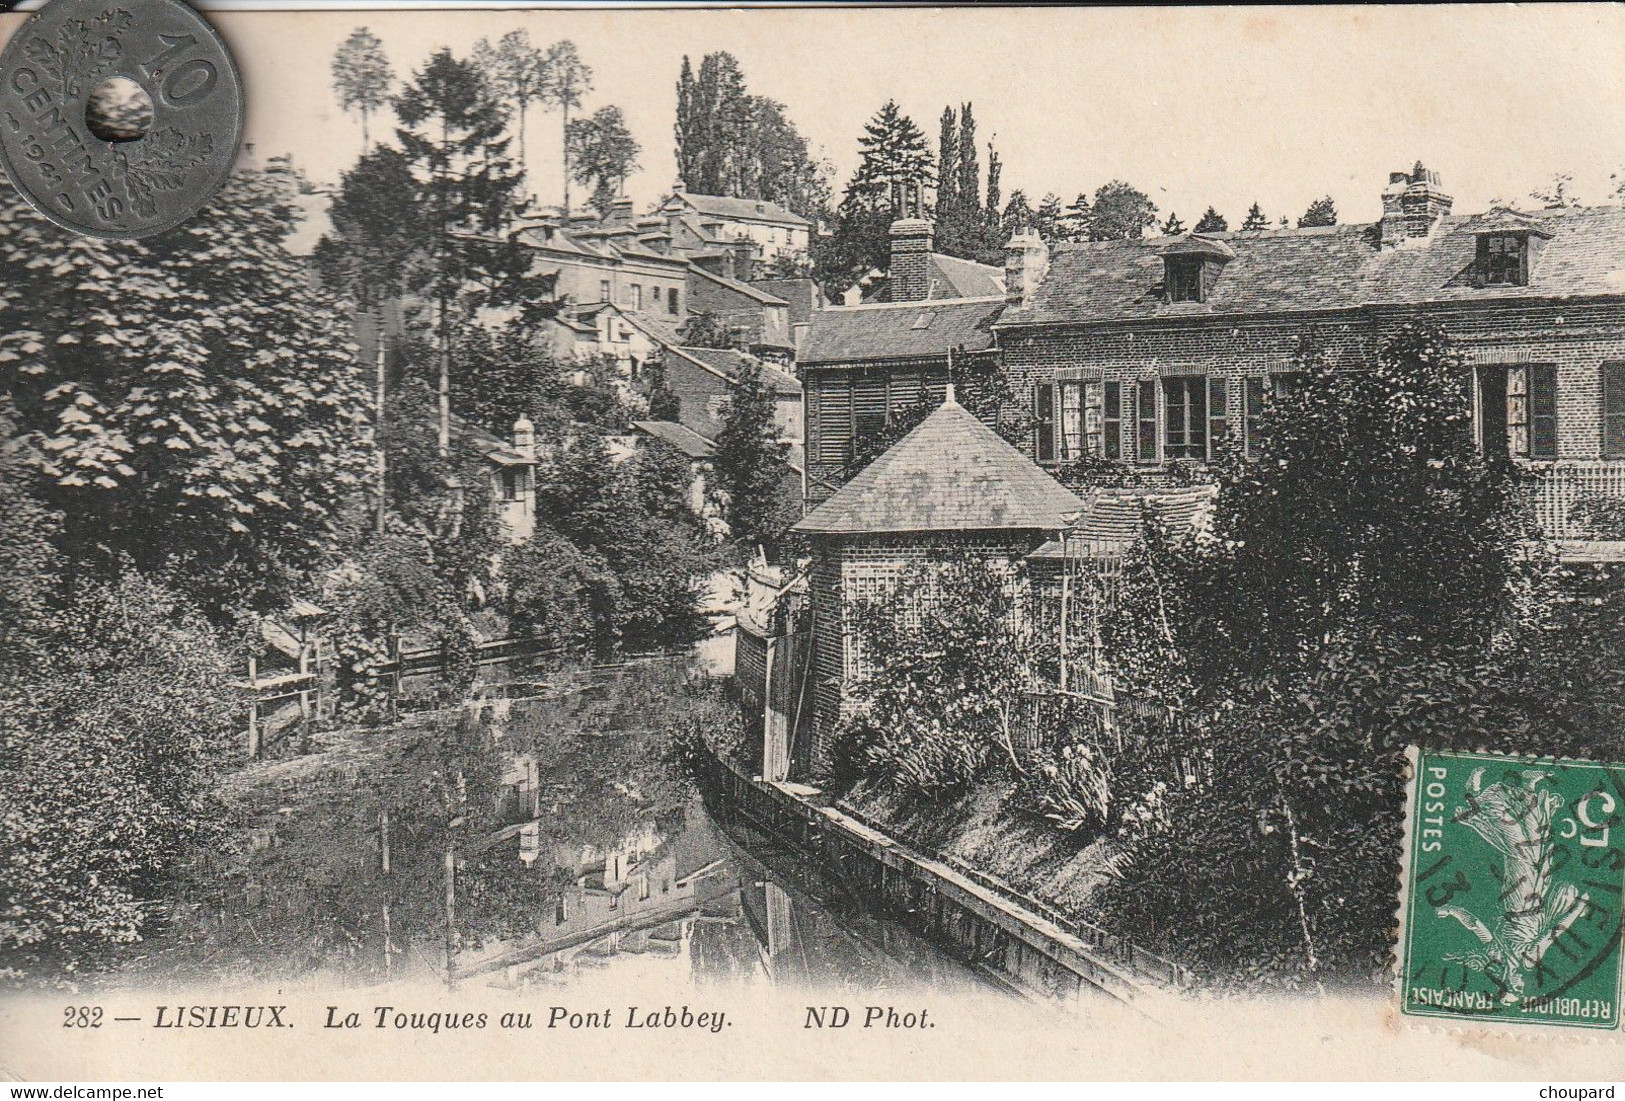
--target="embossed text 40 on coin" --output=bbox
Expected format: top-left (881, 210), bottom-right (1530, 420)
top-left (0, 0), bottom-right (243, 239)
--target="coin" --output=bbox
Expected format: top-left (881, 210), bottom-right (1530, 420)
top-left (0, 0), bottom-right (243, 239)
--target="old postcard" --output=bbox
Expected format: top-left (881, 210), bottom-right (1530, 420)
top-left (2, 1), bottom-right (1625, 1083)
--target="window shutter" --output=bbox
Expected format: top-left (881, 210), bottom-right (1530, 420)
top-left (1244, 376), bottom-right (1264, 458)
top-left (1603, 363), bottom-right (1625, 459)
top-left (1136, 379), bottom-right (1158, 463)
top-left (818, 373), bottom-right (853, 465)
top-left (854, 373), bottom-right (888, 440)
top-left (1208, 377), bottom-right (1229, 457)
top-left (1529, 365), bottom-right (1557, 460)
top-left (1035, 382), bottom-right (1055, 463)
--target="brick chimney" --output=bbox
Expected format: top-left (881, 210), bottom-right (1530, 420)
top-left (1381, 164), bottom-right (1453, 248)
top-left (604, 196), bottom-right (636, 227)
top-left (888, 217), bottom-right (934, 302)
top-left (1005, 229), bottom-right (1049, 308)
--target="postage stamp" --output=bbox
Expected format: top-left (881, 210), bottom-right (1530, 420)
top-left (1399, 748), bottom-right (1625, 1029)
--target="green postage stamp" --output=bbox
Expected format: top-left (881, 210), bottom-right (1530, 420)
top-left (1399, 748), bottom-right (1625, 1029)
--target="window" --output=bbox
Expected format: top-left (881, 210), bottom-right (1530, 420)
top-left (1604, 363), bottom-right (1625, 459)
top-left (498, 468), bottom-right (520, 501)
top-left (1481, 365), bottom-right (1558, 460)
top-left (667, 287), bottom-right (680, 315)
top-left (1272, 371), bottom-right (1305, 400)
top-left (599, 279), bottom-right (611, 302)
top-left (1059, 381), bottom-right (1085, 461)
top-left (1244, 376), bottom-right (1265, 457)
top-left (1035, 382), bottom-right (1056, 463)
top-left (1167, 257), bottom-right (1204, 303)
top-left (1529, 365), bottom-right (1558, 459)
top-left (1103, 381), bottom-right (1122, 460)
top-left (1480, 234), bottom-right (1528, 286)
top-left (630, 284), bottom-right (642, 310)
top-left (1136, 380), bottom-right (1157, 463)
top-left (1163, 375), bottom-right (1208, 460)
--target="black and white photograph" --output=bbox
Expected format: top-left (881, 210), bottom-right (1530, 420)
top-left (1, 1), bottom-right (1624, 1084)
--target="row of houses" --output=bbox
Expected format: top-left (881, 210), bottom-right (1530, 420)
top-left (748, 164), bottom-right (1625, 780)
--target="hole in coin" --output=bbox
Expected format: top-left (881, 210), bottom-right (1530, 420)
top-left (84, 77), bottom-right (154, 143)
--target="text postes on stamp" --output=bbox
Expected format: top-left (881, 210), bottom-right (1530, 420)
top-left (0, 0), bottom-right (242, 238)
top-left (1400, 748), bottom-right (1625, 1029)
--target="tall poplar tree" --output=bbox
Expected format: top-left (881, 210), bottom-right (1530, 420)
top-left (471, 30), bottom-right (546, 185)
top-left (539, 40), bottom-right (594, 211)
top-left (331, 27), bottom-right (394, 153)
top-left (394, 48), bottom-right (532, 456)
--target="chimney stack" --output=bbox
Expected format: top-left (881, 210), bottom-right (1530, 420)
top-left (605, 195), bottom-right (635, 227)
top-left (888, 217), bottom-right (934, 303)
top-left (512, 415), bottom-right (535, 462)
top-left (1381, 164), bottom-right (1453, 248)
top-left (1005, 229), bottom-right (1050, 308)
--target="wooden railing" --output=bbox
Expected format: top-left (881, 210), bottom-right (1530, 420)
top-left (1525, 461), bottom-right (1625, 542)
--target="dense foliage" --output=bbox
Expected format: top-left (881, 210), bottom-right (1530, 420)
top-left (708, 359), bottom-right (797, 554)
top-left (0, 167), bottom-right (374, 616)
top-left (0, 573), bottom-right (238, 981)
top-left (1090, 324), bottom-right (1618, 987)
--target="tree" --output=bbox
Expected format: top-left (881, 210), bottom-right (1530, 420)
top-left (1161, 210), bottom-right (1186, 235)
top-left (0, 168), bottom-right (373, 616)
top-left (332, 26), bottom-right (393, 153)
top-left (0, 572), bottom-right (237, 978)
top-left (1034, 193), bottom-right (1063, 242)
top-left (1001, 189), bottom-right (1034, 238)
top-left (1089, 180), bottom-right (1157, 241)
top-left (566, 105), bottom-right (641, 214)
top-left (1240, 202), bottom-right (1269, 231)
top-left (313, 146), bottom-right (428, 535)
top-left (539, 40), bottom-right (595, 211)
top-left (394, 48), bottom-right (535, 456)
top-left (1531, 171), bottom-right (1579, 208)
top-left (471, 30), bottom-right (546, 184)
top-left (936, 107), bottom-right (959, 226)
top-left (1056, 192), bottom-right (1091, 241)
top-left (984, 143), bottom-right (1002, 228)
top-left (852, 100), bottom-right (933, 216)
top-left (1194, 206), bottom-right (1228, 233)
top-left (0, 403), bottom-right (60, 672)
top-left (709, 360), bottom-right (795, 552)
top-left (677, 312), bottom-right (738, 350)
top-left (1094, 324), bottom-right (1548, 985)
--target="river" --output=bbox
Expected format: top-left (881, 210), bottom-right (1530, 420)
top-left (124, 648), bottom-right (1010, 1003)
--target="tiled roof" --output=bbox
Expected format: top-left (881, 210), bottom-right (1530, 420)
top-left (929, 253), bottom-right (1006, 299)
top-left (792, 395), bottom-right (1084, 536)
top-left (669, 346), bottom-right (802, 397)
top-left (689, 265), bottom-right (790, 305)
top-left (632, 420), bottom-right (715, 459)
top-left (999, 205), bottom-right (1625, 328)
top-left (751, 278), bottom-right (823, 326)
top-left (800, 297), bottom-right (1004, 366)
top-left (1028, 486), bottom-right (1218, 559)
top-left (674, 192), bottom-right (811, 229)
top-left (619, 311), bottom-right (686, 348)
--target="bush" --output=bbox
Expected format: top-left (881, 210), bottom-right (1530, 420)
top-left (0, 572), bottom-right (238, 982)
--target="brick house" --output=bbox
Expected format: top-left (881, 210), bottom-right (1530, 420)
top-left (789, 391), bottom-right (1085, 777)
top-left (995, 167), bottom-right (1625, 549)
top-left (658, 191), bottom-right (814, 265)
top-left (800, 217), bottom-right (1006, 510)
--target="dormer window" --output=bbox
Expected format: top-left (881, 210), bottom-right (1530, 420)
top-left (1160, 234), bottom-right (1235, 305)
top-left (1167, 257), bottom-right (1204, 303)
top-left (1480, 233), bottom-right (1528, 286)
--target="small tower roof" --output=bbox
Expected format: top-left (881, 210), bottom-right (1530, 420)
top-left (792, 397), bottom-right (1085, 536)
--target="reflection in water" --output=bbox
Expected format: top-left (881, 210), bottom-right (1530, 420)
top-left (133, 657), bottom-right (999, 1001)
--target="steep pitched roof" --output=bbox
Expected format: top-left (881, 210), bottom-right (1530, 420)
top-left (928, 252), bottom-right (1006, 299)
top-left (632, 420), bottom-right (715, 459)
top-left (675, 192), bottom-right (811, 228)
top-left (792, 394), bottom-right (1084, 536)
top-left (669, 346), bottom-right (802, 397)
top-left (800, 297), bottom-right (1004, 366)
top-left (689, 264), bottom-right (790, 305)
top-left (999, 205), bottom-right (1625, 329)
